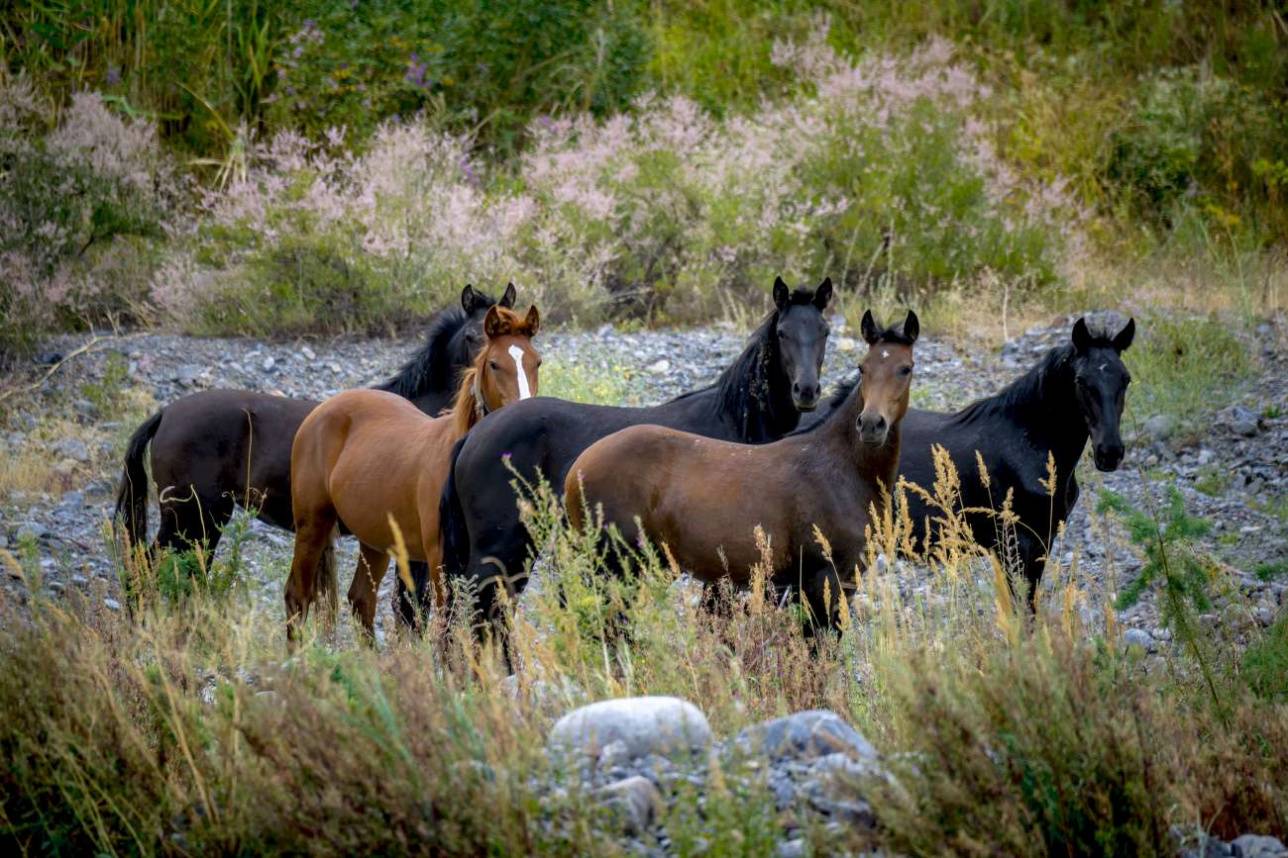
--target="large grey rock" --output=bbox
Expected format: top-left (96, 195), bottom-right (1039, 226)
top-left (549, 696), bottom-right (711, 760)
top-left (1231, 834), bottom-right (1288, 858)
top-left (595, 776), bottom-right (662, 835)
top-left (1228, 406), bottom-right (1262, 438)
top-left (734, 710), bottom-right (877, 763)
top-left (1122, 628), bottom-right (1155, 652)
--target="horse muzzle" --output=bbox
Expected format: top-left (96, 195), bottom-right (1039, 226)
top-left (1093, 443), bottom-right (1124, 472)
top-left (857, 414), bottom-right (889, 446)
top-left (792, 382), bottom-right (820, 412)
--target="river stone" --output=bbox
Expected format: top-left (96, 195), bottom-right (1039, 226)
top-left (1122, 628), bottom-right (1154, 652)
top-left (734, 710), bottom-right (877, 763)
top-left (549, 696), bottom-right (711, 760)
top-left (595, 775), bottom-right (662, 836)
top-left (1231, 834), bottom-right (1288, 857)
top-left (1228, 406), bottom-right (1261, 437)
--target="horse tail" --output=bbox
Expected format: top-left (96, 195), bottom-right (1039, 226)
top-left (114, 409), bottom-right (163, 547)
top-left (437, 437), bottom-right (471, 592)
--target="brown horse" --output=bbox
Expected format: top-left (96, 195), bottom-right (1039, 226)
top-left (565, 310), bottom-right (918, 628)
top-left (285, 303), bottom-right (542, 641)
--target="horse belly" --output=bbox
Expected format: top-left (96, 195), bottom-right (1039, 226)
top-left (649, 456), bottom-right (789, 585)
top-left (327, 445), bottom-right (425, 560)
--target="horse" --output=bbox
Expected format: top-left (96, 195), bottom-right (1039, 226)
top-left (564, 310), bottom-right (918, 629)
top-left (285, 303), bottom-right (542, 641)
top-left (112, 283), bottom-right (515, 583)
top-left (429, 276), bottom-right (834, 638)
top-left (801, 314), bottom-right (1135, 606)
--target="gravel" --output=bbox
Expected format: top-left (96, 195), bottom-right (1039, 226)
top-left (0, 312), bottom-right (1285, 651)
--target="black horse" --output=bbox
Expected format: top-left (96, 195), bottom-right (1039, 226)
top-left (423, 277), bottom-right (834, 632)
top-left (114, 284), bottom-right (516, 582)
top-left (800, 314), bottom-right (1135, 604)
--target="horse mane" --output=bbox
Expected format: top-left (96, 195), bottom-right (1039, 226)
top-left (374, 303), bottom-right (477, 400)
top-left (447, 305), bottom-right (537, 436)
top-left (674, 288), bottom-right (819, 442)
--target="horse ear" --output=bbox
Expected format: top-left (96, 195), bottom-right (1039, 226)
top-left (483, 305), bottom-right (506, 339)
top-left (500, 282), bottom-right (517, 308)
top-left (461, 284), bottom-right (481, 313)
top-left (1112, 317), bottom-right (1135, 352)
top-left (524, 304), bottom-right (541, 336)
top-left (901, 310), bottom-right (920, 344)
top-left (812, 277), bottom-right (833, 310)
top-left (860, 309), bottom-right (880, 345)
top-left (773, 276), bottom-right (789, 311)
top-left (1071, 317), bottom-right (1092, 353)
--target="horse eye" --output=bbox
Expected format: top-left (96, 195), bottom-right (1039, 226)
top-left (900, 365), bottom-right (912, 377)
top-left (488, 360), bottom-right (499, 370)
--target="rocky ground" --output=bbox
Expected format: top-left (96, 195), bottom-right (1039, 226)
top-left (2, 313), bottom-right (1284, 647)
top-left (2, 314), bottom-right (1287, 855)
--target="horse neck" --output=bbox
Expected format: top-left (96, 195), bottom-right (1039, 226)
top-left (381, 312), bottom-right (469, 405)
top-left (448, 365), bottom-right (484, 437)
top-left (1002, 349), bottom-right (1088, 474)
top-left (717, 323), bottom-right (799, 442)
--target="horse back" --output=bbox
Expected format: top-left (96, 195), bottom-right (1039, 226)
top-left (150, 389), bottom-right (319, 529)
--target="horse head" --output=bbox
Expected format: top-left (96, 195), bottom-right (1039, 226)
top-left (856, 309), bottom-right (919, 446)
top-left (1069, 315), bottom-right (1135, 471)
top-left (772, 276), bottom-right (833, 411)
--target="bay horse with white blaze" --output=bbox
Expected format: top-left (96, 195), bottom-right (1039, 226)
top-left (431, 277), bottom-right (834, 637)
top-left (285, 303), bottom-right (541, 641)
top-left (114, 284), bottom-right (515, 583)
top-left (565, 310), bottom-right (918, 629)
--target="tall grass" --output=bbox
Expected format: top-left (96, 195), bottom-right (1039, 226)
top-left (3, 452), bottom-right (1285, 853)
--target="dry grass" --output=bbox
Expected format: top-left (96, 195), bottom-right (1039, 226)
top-left (1, 387), bottom-right (1285, 855)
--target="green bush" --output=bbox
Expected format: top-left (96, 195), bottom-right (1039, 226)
top-left (0, 85), bottom-right (176, 362)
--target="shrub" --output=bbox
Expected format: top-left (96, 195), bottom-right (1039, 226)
top-left (269, 0), bottom-right (651, 153)
top-left (0, 81), bottom-right (179, 362)
top-left (163, 31), bottom-right (1081, 331)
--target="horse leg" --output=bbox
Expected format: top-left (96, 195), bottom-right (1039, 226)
top-left (393, 562), bottom-right (432, 634)
top-left (800, 564), bottom-right (845, 635)
top-left (349, 543), bottom-right (390, 642)
top-left (285, 510), bottom-right (336, 645)
top-left (313, 532), bottom-right (339, 630)
top-left (1015, 530), bottom-right (1047, 614)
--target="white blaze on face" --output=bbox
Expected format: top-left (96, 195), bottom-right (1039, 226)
top-left (881, 349), bottom-right (890, 359)
top-left (508, 344), bottom-right (532, 399)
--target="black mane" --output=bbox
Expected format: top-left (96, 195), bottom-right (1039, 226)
top-left (952, 344), bottom-right (1074, 425)
top-left (670, 288), bottom-right (819, 442)
top-left (374, 305), bottom-right (474, 400)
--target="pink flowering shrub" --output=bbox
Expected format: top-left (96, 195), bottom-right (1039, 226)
top-left (163, 23), bottom-right (1085, 330)
top-left (1, 81), bottom-right (180, 361)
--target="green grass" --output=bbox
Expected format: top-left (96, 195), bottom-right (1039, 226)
top-left (1126, 315), bottom-right (1256, 437)
top-left (3, 460), bottom-right (1288, 853)
top-left (539, 358), bottom-right (649, 406)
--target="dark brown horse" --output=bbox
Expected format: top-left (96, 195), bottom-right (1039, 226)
top-left (286, 304), bottom-right (541, 641)
top-left (565, 310), bottom-right (918, 628)
top-left (113, 284), bottom-right (515, 571)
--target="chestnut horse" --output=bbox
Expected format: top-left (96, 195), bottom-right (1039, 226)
top-left (285, 303), bottom-right (541, 641)
top-left (565, 310), bottom-right (918, 629)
